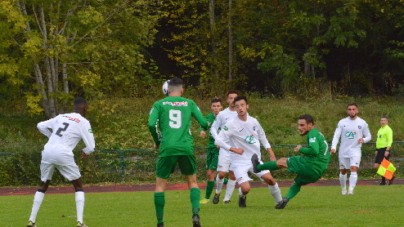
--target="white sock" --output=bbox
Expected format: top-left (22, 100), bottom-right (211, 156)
top-left (29, 191), bottom-right (45, 223)
top-left (224, 180), bottom-right (236, 201)
top-left (349, 172), bottom-right (358, 189)
top-left (339, 173), bottom-right (347, 190)
top-left (75, 191), bottom-right (85, 224)
top-left (215, 175), bottom-right (224, 193)
top-left (268, 183), bottom-right (282, 203)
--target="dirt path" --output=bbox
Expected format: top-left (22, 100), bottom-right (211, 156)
top-left (1, 178), bottom-right (401, 196)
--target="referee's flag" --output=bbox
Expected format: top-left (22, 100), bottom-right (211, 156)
top-left (377, 158), bottom-right (396, 180)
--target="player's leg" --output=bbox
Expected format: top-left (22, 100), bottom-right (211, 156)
top-left (348, 156), bottom-right (361, 195)
top-left (233, 164), bottom-right (251, 208)
top-left (27, 162), bottom-right (54, 227)
top-left (58, 163), bottom-right (86, 227)
top-left (154, 156), bottom-right (175, 226)
top-left (252, 155), bottom-right (286, 172)
top-left (223, 169), bottom-right (236, 203)
top-left (201, 148), bottom-right (218, 204)
top-left (180, 155), bottom-right (201, 227)
top-left (214, 148), bottom-right (230, 203)
top-left (259, 171), bottom-right (282, 203)
top-left (339, 158), bottom-right (349, 195)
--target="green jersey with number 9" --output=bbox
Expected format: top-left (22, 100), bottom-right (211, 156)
top-left (148, 96), bottom-right (208, 157)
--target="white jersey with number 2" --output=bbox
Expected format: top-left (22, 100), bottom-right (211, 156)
top-left (37, 113), bottom-right (95, 166)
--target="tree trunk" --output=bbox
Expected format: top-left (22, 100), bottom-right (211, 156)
top-left (209, 0), bottom-right (219, 79)
top-left (228, 0), bottom-right (233, 81)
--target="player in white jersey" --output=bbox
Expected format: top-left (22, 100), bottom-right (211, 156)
top-left (331, 103), bottom-right (371, 195)
top-left (214, 96), bottom-right (282, 207)
top-left (27, 98), bottom-right (95, 227)
top-left (210, 91), bottom-right (238, 204)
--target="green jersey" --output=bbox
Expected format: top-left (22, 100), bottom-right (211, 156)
top-left (298, 128), bottom-right (331, 176)
top-left (148, 96), bottom-right (208, 157)
top-left (204, 112), bottom-right (217, 149)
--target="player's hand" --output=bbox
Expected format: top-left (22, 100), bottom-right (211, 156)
top-left (331, 149), bottom-right (337, 154)
top-left (81, 151), bottom-right (89, 159)
top-left (200, 131), bottom-right (206, 138)
top-left (358, 138), bottom-right (364, 143)
top-left (294, 145), bottom-right (302, 152)
top-left (230, 147), bottom-right (244, 155)
top-left (384, 150), bottom-right (390, 157)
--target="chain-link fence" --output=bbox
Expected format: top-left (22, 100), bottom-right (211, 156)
top-left (1, 142), bottom-right (403, 186)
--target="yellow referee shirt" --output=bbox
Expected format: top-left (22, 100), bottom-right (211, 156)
top-left (376, 125), bottom-right (393, 149)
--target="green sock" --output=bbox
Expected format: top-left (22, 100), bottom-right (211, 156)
top-left (258, 161), bottom-right (280, 171)
top-left (205, 181), bottom-right (215, 199)
top-left (285, 183), bottom-right (301, 200)
top-left (224, 178), bottom-right (229, 184)
top-left (190, 188), bottom-right (200, 214)
top-left (154, 192), bottom-right (165, 224)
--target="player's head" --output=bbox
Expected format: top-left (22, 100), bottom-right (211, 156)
top-left (74, 97), bottom-right (88, 117)
top-left (297, 114), bottom-right (314, 136)
top-left (210, 97), bottom-right (222, 116)
top-left (167, 77), bottom-right (183, 96)
top-left (346, 103), bottom-right (358, 119)
top-left (234, 96), bottom-right (248, 117)
top-left (380, 115), bottom-right (389, 127)
top-left (226, 90), bottom-right (238, 108)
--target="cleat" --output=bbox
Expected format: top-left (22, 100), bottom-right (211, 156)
top-left (238, 195), bottom-right (246, 208)
top-left (27, 221), bottom-right (36, 227)
top-left (200, 198), bottom-right (210, 204)
top-left (76, 221), bottom-right (87, 227)
top-left (275, 197), bottom-right (289, 209)
top-left (223, 200), bottom-right (231, 204)
top-left (251, 154), bottom-right (260, 173)
top-left (192, 214), bottom-right (201, 227)
top-left (341, 189), bottom-right (347, 195)
top-left (389, 176), bottom-right (395, 185)
top-left (347, 189), bottom-right (354, 195)
top-left (157, 223), bottom-right (164, 227)
top-left (212, 193), bottom-right (220, 204)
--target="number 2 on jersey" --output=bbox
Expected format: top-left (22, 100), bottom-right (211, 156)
top-left (169, 109), bottom-right (182, 129)
top-left (56, 122), bottom-right (70, 137)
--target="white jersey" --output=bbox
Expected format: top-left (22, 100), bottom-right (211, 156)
top-left (214, 115), bottom-right (271, 165)
top-left (38, 113), bottom-right (95, 165)
top-left (210, 107), bottom-right (238, 141)
top-left (331, 116), bottom-right (371, 158)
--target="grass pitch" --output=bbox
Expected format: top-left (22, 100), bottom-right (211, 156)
top-left (2, 184), bottom-right (404, 227)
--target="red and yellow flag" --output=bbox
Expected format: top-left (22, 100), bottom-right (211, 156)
top-left (377, 158), bottom-right (396, 180)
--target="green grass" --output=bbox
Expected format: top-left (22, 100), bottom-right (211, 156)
top-left (3, 184), bottom-right (404, 227)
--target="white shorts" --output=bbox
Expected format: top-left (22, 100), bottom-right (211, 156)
top-left (339, 156), bottom-right (361, 169)
top-left (40, 161), bottom-right (81, 182)
top-left (233, 161), bottom-right (270, 185)
top-left (217, 148), bottom-right (233, 172)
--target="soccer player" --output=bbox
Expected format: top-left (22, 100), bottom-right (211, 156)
top-left (374, 116), bottom-right (394, 185)
top-left (199, 97), bottom-right (223, 204)
top-left (215, 96), bottom-right (282, 208)
top-left (148, 77), bottom-right (208, 227)
top-left (26, 98), bottom-right (95, 227)
top-left (331, 103), bottom-right (371, 195)
top-left (252, 114), bottom-right (331, 209)
top-left (210, 91), bottom-right (238, 204)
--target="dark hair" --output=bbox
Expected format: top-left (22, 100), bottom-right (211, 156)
top-left (74, 97), bottom-right (87, 106)
top-left (347, 103), bottom-right (358, 108)
top-left (233, 96), bottom-right (248, 105)
top-left (211, 97), bottom-right (222, 104)
top-left (226, 90), bottom-right (238, 98)
top-left (298, 114), bottom-right (314, 125)
top-left (381, 115), bottom-right (389, 120)
top-left (168, 77), bottom-right (183, 87)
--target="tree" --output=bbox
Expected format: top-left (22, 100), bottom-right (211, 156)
top-left (0, 0), bottom-right (159, 117)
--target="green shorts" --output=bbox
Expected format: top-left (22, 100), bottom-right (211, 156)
top-left (287, 156), bottom-right (321, 185)
top-left (156, 155), bottom-right (197, 179)
top-left (206, 147), bottom-right (219, 170)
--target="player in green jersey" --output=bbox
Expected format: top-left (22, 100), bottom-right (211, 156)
top-left (148, 78), bottom-right (208, 227)
top-left (199, 97), bottom-right (223, 204)
top-left (251, 114), bottom-right (331, 209)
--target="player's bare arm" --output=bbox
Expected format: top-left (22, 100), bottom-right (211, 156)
top-left (266, 148), bottom-right (276, 161)
top-left (294, 145), bottom-right (302, 152)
